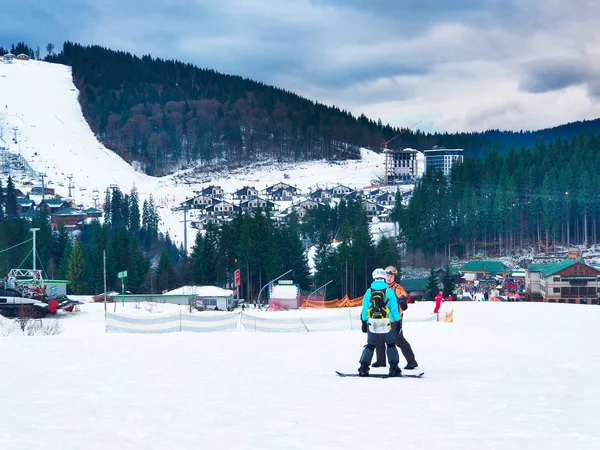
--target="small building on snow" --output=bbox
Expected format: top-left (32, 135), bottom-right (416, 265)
top-left (165, 285), bottom-right (235, 311)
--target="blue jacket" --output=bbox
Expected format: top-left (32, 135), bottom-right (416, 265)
top-left (361, 280), bottom-right (401, 322)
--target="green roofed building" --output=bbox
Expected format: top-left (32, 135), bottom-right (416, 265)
top-left (459, 261), bottom-right (508, 281)
top-left (526, 258), bottom-right (600, 305)
top-left (400, 278), bottom-right (430, 300)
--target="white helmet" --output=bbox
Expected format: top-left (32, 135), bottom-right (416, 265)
top-left (372, 268), bottom-right (386, 280)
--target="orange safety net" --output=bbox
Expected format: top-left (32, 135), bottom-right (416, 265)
top-left (301, 295), bottom-right (364, 308)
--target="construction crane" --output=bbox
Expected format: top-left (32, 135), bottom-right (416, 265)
top-left (383, 120), bottom-right (422, 186)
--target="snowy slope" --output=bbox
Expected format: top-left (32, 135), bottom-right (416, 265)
top-left (1, 301), bottom-right (600, 449)
top-left (0, 59), bottom-right (401, 251)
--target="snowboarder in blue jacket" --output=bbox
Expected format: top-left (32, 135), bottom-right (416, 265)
top-left (358, 268), bottom-right (402, 377)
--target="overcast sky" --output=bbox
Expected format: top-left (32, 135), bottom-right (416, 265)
top-left (2, 0), bottom-right (600, 132)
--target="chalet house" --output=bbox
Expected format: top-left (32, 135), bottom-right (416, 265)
top-left (3, 53), bottom-right (15, 62)
top-left (269, 187), bottom-right (295, 201)
top-left (309, 189), bottom-right (332, 202)
top-left (31, 186), bottom-right (55, 196)
top-left (185, 194), bottom-right (214, 209)
top-left (240, 197), bottom-right (277, 211)
top-left (526, 258), bottom-right (600, 304)
top-left (460, 261), bottom-right (508, 282)
top-left (344, 191), bottom-right (365, 201)
top-left (264, 182), bottom-right (300, 196)
top-left (50, 208), bottom-right (87, 230)
top-left (39, 199), bottom-right (70, 215)
top-left (376, 192), bottom-right (396, 206)
top-left (292, 199), bottom-right (322, 219)
top-left (233, 186), bottom-right (258, 201)
top-left (16, 53), bottom-right (29, 61)
top-left (83, 207), bottom-right (103, 218)
top-left (199, 185), bottom-right (224, 199)
top-left (16, 196), bottom-right (35, 213)
top-left (1, 186), bottom-right (25, 198)
top-left (291, 206), bottom-right (309, 220)
top-left (191, 216), bottom-right (226, 230)
top-left (330, 185), bottom-right (354, 197)
top-left (19, 209), bottom-right (40, 221)
top-left (364, 200), bottom-right (384, 218)
top-left (203, 200), bottom-right (236, 217)
top-left (376, 211), bottom-right (391, 222)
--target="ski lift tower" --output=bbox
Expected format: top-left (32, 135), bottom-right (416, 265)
top-left (0, 135), bottom-right (8, 175)
top-left (67, 174), bottom-right (74, 199)
top-left (40, 173), bottom-right (47, 202)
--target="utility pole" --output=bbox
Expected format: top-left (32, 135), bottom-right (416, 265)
top-left (103, 250), bottom-right (107, 312)
top-left (31, 228), bottom-right (40, 271)
top-left (40, 173), bottom-right (47, 202)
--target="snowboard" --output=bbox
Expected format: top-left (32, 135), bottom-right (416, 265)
top-left (335, 370), bottom-right (424, 378)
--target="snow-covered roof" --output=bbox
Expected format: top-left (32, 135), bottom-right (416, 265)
top-left (164, 285), bottom-right (234, 297)
top-left (271, 285), bottom-right (298, 299)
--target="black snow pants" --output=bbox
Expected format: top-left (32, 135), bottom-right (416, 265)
top-left (359, 323), bottom-right (400, 367)
top-left (375, 326), bottom-right (416, 366)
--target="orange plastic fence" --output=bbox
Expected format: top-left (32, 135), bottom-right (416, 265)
top-left (301, 295), bottom-right (364, 308)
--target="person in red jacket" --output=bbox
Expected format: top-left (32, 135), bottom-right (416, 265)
top-left (434, 291), bottom-right (444, 313)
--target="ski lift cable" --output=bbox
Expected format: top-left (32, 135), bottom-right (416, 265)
top-left (0, 238), bottom-right (33, 254)
top-left (16, 249), bottom-right (32, 270)
top-left (35, 252), bottom-right (49, 280)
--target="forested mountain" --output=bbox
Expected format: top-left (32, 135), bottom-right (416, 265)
top-left (42, 42), bottom-right (600, 175)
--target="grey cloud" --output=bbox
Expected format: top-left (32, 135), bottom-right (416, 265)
top-left (0, 1), bottom-right (97, 49)
top-left (519, 59), bottom-right (590, 94)
top-left (1, 0), bottom-right (599, 131)
top-left (587, 79), bottom-right (600, 100)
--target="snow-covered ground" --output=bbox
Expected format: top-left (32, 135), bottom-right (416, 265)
top-left (0, 59), bottom-right (411, 251)
top-left (1, 300), bottom-right (600, 449)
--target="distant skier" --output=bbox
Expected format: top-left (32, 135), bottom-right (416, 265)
top-left (358, 268), bottom-right (403, 377)
top-left (373, 266), bottom-right (418, 370)
top-left (434, 291), bottom-right (443, 313)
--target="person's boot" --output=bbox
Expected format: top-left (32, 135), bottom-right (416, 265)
top-left (404, 361), bottom-right (418, 370)
top-left (358, 363), bottom-right (370, 377)
top-left (372, 362), bottom-right (386, 367)
top-left (389, 363), bottom-right (401, 377)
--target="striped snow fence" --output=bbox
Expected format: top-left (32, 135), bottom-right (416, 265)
top-left (105, 311), bottom-right (239, 333)
top-left (241, 310), bottom-right (363, 332)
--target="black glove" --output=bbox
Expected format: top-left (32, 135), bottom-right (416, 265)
top-left (399, 296), bottom-right (408, 311)
top-left (361, 320), bottom-right (368, 333)
top-left (395, 321), bottom-right (402, 333)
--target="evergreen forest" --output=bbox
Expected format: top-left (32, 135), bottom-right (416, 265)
top-left (398, 133), bottom-right (600, 257)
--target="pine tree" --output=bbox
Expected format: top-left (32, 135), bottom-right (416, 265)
top-left (67, 240), bottom-right (87, 294)
top-left (129, 187), bottom-right (141, 237)
top-left (314, 226), bottom-right (336, 299)
top-left (0, 179), bottom-right (4, 221)
top-left (5, 176), bottom-right (17, 217)
top-left (127, 242), bottom-right (149, 293)
top-left (155, 249), bottom-right (175, 293)
top-left (57, 239), bottom-right (72, 280)
top-left (425, 267), bottom-right (439, 301)
top-left (442, 263), bottom-right (456, 298)
top-left (190, 230), bottom-right (208, 284)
